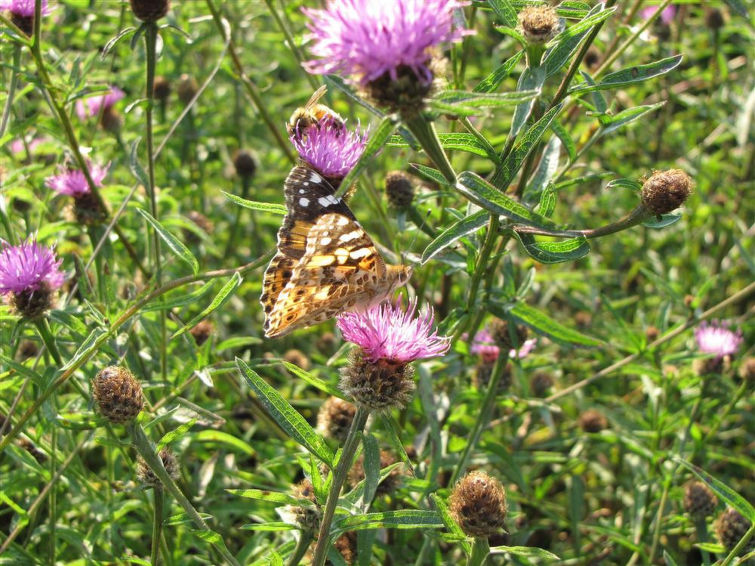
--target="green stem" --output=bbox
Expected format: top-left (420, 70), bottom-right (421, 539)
top-left (129, 423), bottom-right (241, 566)
top-left (286, 531), bottom-right (314, 566)
top-left (48, 425), bottom-right (56, 565)
top-left (205, 0), bottom-right (296, 164)
top-left (311, 406), bottom-right (370, 566)
top-left (693, 517), bottom-right (712, 566)
top-left (263, 0), bottom-right (318, 90)
top-left (33, 318), bottom-right (62, 366)
top-left (511, 205), bottom-right (652, 240)
top-left (702, 379), bottom-right (748, 445)
top-left (468, 537), bottom-right (490, 566)
top-left (402, 113), bottom-right (457, 185)
top-left (0, 44), bottom-right (21, 137)
top-left (451, 350), bottom-right (508, 485)
top-left (87, 226), bottom-right (108, 304)
top-left (143, 22), bottom-right (167, 382)
top-left (151, 487), bottom-right (165, 566)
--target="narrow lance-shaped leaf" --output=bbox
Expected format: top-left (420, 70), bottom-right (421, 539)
top-left (237, 359), bottom-right (334, 466)
top-left (570, 55), bottom-right (683, 94)
top-left (137, 209), bottom-right (199, 274)
top-left (508, 66), bottom-right (546, 142)
top-left (335, 115), bottom-right (395, 198)
top-left (421, 210), bottom-right (488, 264)
top-left (513, 232), bottom-right (591, 264)
top-left (497, 301), bottom-right (602, 346)
top-left (474, 51), bottom-right (524, 93)
top-left (599, 102), bottom-right (666, 135)
top-left (333, 510), bottom-right (444, 533)
top-left (171, 273), bottom-right (242, 339)
top-left (487, 0), bottom-right (517, 28)
top-left (388, 133), bottom-right (497, 160)
top-left (222, 191), bottom-right (286, 215)
top-left (429, 89), bottom-right (539, 117)
top-left (675, 458), bottom-right (755, 522)
top-left (492, 103), bottom-right (563, 189)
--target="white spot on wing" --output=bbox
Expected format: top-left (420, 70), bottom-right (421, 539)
top-left (299, 197), bottom-right (310, 207)
top-left (320, 237), bottom-right (332, 245)
top-left (350, 247), bottom-right (372, 259)
top-left (339, 230), bottom-right (363, 242)
top-left (309, 172), bottom-right (323, 184)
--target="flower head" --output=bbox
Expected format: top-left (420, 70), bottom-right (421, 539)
top-left (291, 117), bottom-right (366, 180)
top-left (9, 137), bottom-right (44, 156)
top-left (640, 5), bottom-right (676, 25)
top-left (303, 0), bottom-right (470, 86)
top-left (694, 321), bottom-right (743, 358)
top-left (92, 366), bottom-right (143, 424)
top-left (471, 329), bottom-right (536, 363)
top-left (45, 161), bottom-right (109, 197)
top-left (449, 471), bottom-right (507, 538)
top-left (0, 240), bottom-right (64, 295)
top-left (76, 87), bottom-right (125, 120)
top-left (1, 0), bottom-right (49, 18)
top-left (337, 298), bottom-right (449, 364)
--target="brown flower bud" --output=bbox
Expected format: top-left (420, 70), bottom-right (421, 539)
top-left (233, 150), bottom-right (257, 179)
top-left (92, 366), bottom-right (143, 424)
top-left (176, 74), bottom-right (198, 106)
top-left (189, 320), bottom-right (213, 346)
top-left (129, 0), bottom-right (170, 23)
top-left (137, 447), bottom-right (179, 487)
top-left (340, 353), bottom-right (415, 411)
top-left (449, 471), bottom-right (507, 538)
top-left (683, 481), bottom-right (717, 519)
top-left (317, 396), bottom-right (356, 443)
top-left (715, 509), bottom-right (754, 556)
top-left (385, 171), bottom-right (415, 209)
top-left (11, 282), bottom-right (55, 319)
top-left (579, 409), bottom-right (608, 433)
top-left (518, 6), bottom-right (562, 44)
top-left (153, 75), bottom-right (171, 102)
top-left (284, 349), bottom-right (311, 371)
top-left (641, 169), bottom-right (692, 215)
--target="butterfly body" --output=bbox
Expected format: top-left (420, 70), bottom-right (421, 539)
top-left (261, 165), bottom-right (411, 338)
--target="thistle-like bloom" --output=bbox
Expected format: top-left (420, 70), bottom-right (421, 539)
top-left (76, 87), bottom-right (125, 120)
top-left (0, 240), bottom-right (64, 295)
top-left (45, 162), bottom-right (109, 197)
top-left (337, 298), bottom-right (449, 364)
top-left (471, 329), bottom-right (536, 363)
top-left (694, 321), bottom-right (743, 358)
top-left (291, 118), bottom-right (366, 180)
top-left (9, 137), bottom-right (44, 156)
top-left (303, 0), bottom-right (470, 86)
top-left (1, 0), bottom-right (49, 18)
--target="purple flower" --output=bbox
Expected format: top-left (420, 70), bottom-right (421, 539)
top-left (303, 0), bottom-right (471, 86)
top-left (0, 240), bottom-right (64, 295)
top-left (1, 0), bottom-right (49, 18)
top-left (337, 298), bottom-right (449, 363)
top-left (640, 5), bottom-right (676, 25)
top-left (9, 137), bottom-right (44, 155)
top-left (471, 329), bottom-right (537, 362)
top-left (45, 161), bottom-right (109, 197)
top-left (694, 321), bottom-right (743, 358)
top-left (76, 87), bottom-right (125, 120)
top-left (291, 118), bottom-right (367, 179)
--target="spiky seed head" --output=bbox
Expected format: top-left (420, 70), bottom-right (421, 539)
top-left (284, 349), bottom-right (311, 371)
top-left (683, 481), bottom-right (717, 519)
top-left (291, 478), bottom-right (321, 532)
top-left (348, 450), bottom-right (404, 496)
top-left (340, 353), bottom-right (415, 411)
top-left (129, 0), bottom-right (170, 23)
top-left (153, 75), bottom-right (171, 102)
top-left (92, 366), bottom-right (143, 424)
top-left (137, 447), bottom-right (179, 487)
top-left (641, 169), bottom-right (692, 215)
top-left (449, 471), bottom-right (507, 538)
top-left (317, 396), bottom-right (356, 443)
top-left (176, 74), bottom-right (198, 106)
top-left (518, 6), bottom-right (561, 44)
top-left (715, 509), bottom-right (754, 555)
top-left (233, 150), bottom-right (257, 179)
top-left (385, 171), bottom-right (415, 209)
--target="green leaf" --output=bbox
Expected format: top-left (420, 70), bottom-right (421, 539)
top-left (642, 213), bottom-right (682, 229)
top-left (128, 138), bottom-right (149, 187)
top-left (724, 0), bottom-right (749, 19)
top-left (474, 51), bottom-right (524, 93)
top-left (599, 103), bottom-right (666, 135)
top-left (456, 171), bottom-right (556, 228)
top-left (409, 163), bottom-right (453, 187)
top-left (336, 116), bottom-right (396, 197)
top-left (508, 66), bottom-right (546, 142)
top-left (514, 232), bottom-right (591, 263)
top-left (429, 90), bottom-right (539, 117)
top-left (158, 419), bottom-right (197, 450)
top-left (606, 178), bottom-right (643, 192)
top-left (171, 273), bottom-right (242, 339)
top-left (193, 430), bottom-right (255, 456)
top-left (525, 136), bottom-right (561, 202)
top-left (421, 210), bottom-right (488, 264)
top-left (544, 4), bottom-right (616, 78)
top-left (675, 459), bottom-right (755, 522)
top-left (280, 361), bottom-right (342, 397)
top-left (389, 133), bottom-right (497, 160)
top-left (432, 494), bottom-right (471, 555)
top-left (137, 209), bottom-right (199, 274)
top-left (551, 119), bottom-right (577, 161)
top-left (570, 55), bottom-right (683, 94)
top-left (227, 488), bottom-right (300, 506)
top-left (362, 434), bottom-right (381, 504)
top-left (492, 103), bottom-right (563, 189)
top-left (237, 359), bottom-right (334, 466)
top-left (501, 302), bottom-right (602, 346)
top-left (222, 191), bottom-right (286, 215)
top-left (487, 0), bottom-right (517, 28)
top-left (489, 545), bottom-right (561, 560)
top-left (334, 510), bottom-right (443, 533)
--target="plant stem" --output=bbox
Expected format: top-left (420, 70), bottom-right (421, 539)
top-left (48, 424), bottom-right (57, 565)
top-left (263, 0), bottom-right (319, 90)
top-left (402, 113), bottom-right (457, 185)
top-left (468, 537), bottom-right (490, 566)
top-left (720, 523), bottom-right (755, 566)
top-left (702, 379), bottom-right (748, 445)
top-left (143, 22), bottom-right (167, 382)
top-left (311, 406), bottom-right (370, 566)
top-left (450, 350), bottom-right (508, 484)
top-left (33, 318), bottom-right (63, 366)
top-left (286, 531), bottom-right (314, 566)
top-left (129, 423), bottom-right (241, 566)
top-left (151, 487), bottom-right (165, 566)
top-left (0, 43), bottom-right (21, 137)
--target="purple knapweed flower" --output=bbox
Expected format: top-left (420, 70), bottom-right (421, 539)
top-left (640, 5), bottom-right (676, 25)
top-left (471, 329), bottom-right (536, 363)
top-left (291, 117), bottom-right (367, 179)
top-left (1, 0), bottom-right (49, 18)
top-left (0, 240), bottom-right (64, 295)
top-left (303, 0), bottom-right (471, 86)
top-left (76, 87), bottom-right (125, 120)
top-left (9, 137), bottom-right (44, 156)
top-left (45, 161), bottom-right (109, 198)
top-left (337, 298), bottom-right (449, 364)
top-left (694, 321), bottom-right (743, 358)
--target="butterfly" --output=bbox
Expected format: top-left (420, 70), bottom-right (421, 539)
top-left (260, 165), bottom-right (412, 338)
